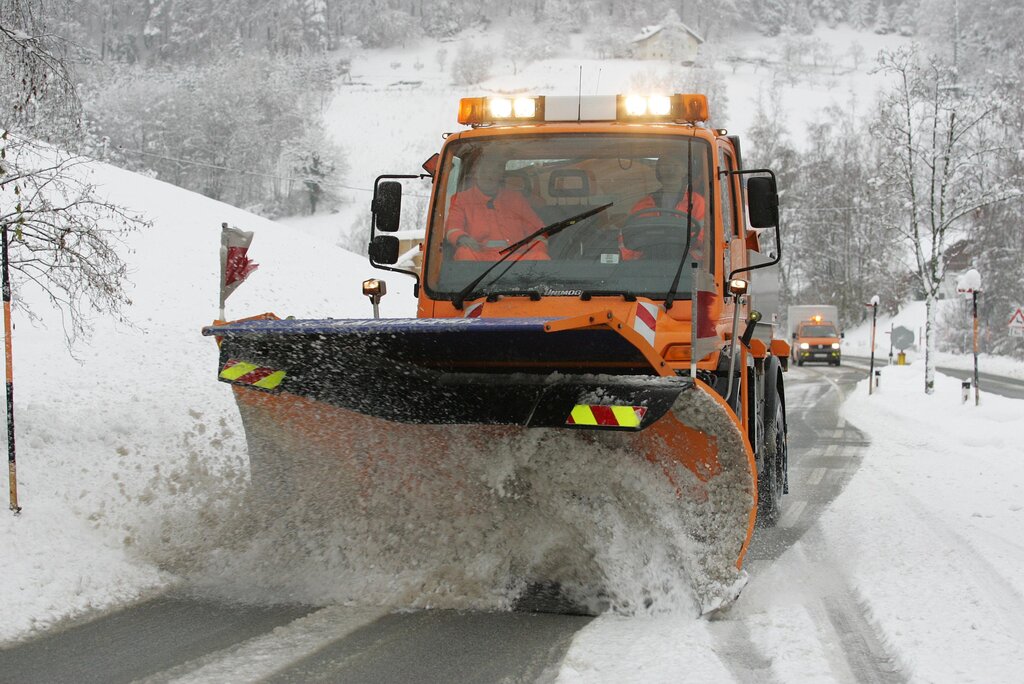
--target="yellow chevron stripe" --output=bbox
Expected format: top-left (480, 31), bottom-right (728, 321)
top-left (570, 404), bottom-right (597, 425)
top-left (252, 370), bottom-right (286, 390)
top-left (610, 405), bottom-right (641, 428)
top-left (220, 361), bottom-right (258, 381)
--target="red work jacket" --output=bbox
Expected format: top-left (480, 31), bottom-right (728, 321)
top-left (445, 186), bottom-right (548, 261)
top-left (620, 191), bottom-right (706, 261)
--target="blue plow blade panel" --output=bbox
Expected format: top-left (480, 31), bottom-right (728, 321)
top-left (202, 318), bottom-right (692, 429)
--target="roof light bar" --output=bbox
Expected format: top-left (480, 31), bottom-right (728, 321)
top-left (457, 93), bottom-right (709, 126)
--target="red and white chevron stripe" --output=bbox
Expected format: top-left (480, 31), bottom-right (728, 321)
top-left (632, 301), bottom-right (659, 347)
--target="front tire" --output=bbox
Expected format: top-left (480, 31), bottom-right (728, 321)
top-left (757, 390), bottom-right (787, 527)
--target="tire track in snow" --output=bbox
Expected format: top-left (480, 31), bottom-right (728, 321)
top-left (794, 533), bottom-right (907, 684)
top-left (704, 618), bottom-right (778, 684)
top-left (872, 474), bottom-right (1024, 646)
top-left (751, 365), bottom-right (906, 683)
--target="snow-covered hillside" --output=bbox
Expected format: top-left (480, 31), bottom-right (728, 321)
top-left (0, 160), bottom-right (416, 642)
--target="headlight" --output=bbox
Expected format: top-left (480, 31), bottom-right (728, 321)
top-left (799, 343), bottom-right (810, 350)
top-left (831, 342), bottom-right (841, 349)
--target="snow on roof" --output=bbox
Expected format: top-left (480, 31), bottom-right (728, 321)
top-left (631, 22), bottom-right (704, 45)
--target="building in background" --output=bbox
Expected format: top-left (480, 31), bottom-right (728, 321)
top-left (631, 20), bottom-right (704, 64)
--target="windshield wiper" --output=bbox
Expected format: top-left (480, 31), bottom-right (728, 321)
top-left (453, 202), bottom-right (613, 309)
top-left (665, 137), bottom-right (696, 310)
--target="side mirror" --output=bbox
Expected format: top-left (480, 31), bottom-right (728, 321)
top-left (373, 181), bottom-right (402, 232)
top-left (368, 235), bottom-right (400, 265)
top-left (841, 332), bottom-right (845, 339)
top-left (747, 176), bottom-right (779, 228)
top-left (791, 332), bottom-right (798, 340)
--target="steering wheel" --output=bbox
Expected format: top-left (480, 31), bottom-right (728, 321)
top-left (620, 208), bottom-right (703, 258)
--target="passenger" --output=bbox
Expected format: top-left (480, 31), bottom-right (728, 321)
top-left (621, 156), bottom-right (706, 260)
top-left (445, 155), bottom-right (549, 261)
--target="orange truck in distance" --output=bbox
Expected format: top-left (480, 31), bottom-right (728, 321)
top-left (205, 93), bottom-right (789, 613)
top-left (787, 305), bottom-right (842, 366)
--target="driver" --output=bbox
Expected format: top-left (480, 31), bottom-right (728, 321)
top-left (621, 155), bottom-right (706, 260)
top-left (445, 155), bottom-right (549, 261)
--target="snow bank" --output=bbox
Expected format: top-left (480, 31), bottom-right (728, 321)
top-left (827, 365), bottom-right (1024, 682)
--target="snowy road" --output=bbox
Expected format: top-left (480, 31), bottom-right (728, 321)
top-left (0, 365), bottom-right (904, 683)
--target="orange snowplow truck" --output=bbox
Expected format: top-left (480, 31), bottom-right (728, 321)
top-left (204, 93), bottom-right (788, 611)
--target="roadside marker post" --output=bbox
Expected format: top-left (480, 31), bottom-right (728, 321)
top-left (956, 269), bottom-right (982, 406)
top-left (2, 220), bottom-right (20, 514)
top-left (867, 295), bottom-right (879, 396)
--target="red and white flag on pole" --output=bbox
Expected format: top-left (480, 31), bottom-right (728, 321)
top-left (219, 223), bottom-right (259, 319)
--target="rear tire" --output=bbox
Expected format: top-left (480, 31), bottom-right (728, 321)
top-left (757, 390), bottom-right (787, 527)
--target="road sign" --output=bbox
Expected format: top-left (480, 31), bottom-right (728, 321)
top-left (1010, 307), bottom-right (1024, 337)
top-left (892, 325), bottom-right (914, 350)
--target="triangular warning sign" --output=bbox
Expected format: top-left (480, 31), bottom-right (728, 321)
top-left (1010, 308), bottom-right (1024, 327)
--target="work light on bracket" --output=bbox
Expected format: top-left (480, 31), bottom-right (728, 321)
top-left (624, 94), bottom-right (672, 117)
top-left (488, 96), bottom-right (537, 119)
top-left (616, 93), bottom-right (708, 123)
top-left (459, 96), bottom-right (542, 125)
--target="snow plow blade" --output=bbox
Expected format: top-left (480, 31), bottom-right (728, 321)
top-left (204, 317), bottom-right (689, 428)
top-left (202, 316), bottom-right (757, 614)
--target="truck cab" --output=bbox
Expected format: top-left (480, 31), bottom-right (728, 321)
top-left (370, 93), bottom-right (785, 383)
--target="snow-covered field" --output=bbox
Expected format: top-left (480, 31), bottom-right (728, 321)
top-left (2, 23), bottom-right (1023, 682)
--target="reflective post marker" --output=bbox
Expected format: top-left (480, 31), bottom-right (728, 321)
top-left (2, 222), bottom-right (20, 513)
top-left (972, 290), bottom-right (980, 406)
top-left (868, 297), bottom-right (879, 396)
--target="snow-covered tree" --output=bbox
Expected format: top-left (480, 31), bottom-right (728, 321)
top-left (353, 1), bottom-right (421, 48)
top-left (847, 0), bottom-right (870, 29)
top-left (450, 42), bottom-right (493, 85)
top-left (754, 0), bottom-right (787, 36)
top-left (421, 0), bottom-right (464, 38)
top-left (871, 46), bottom-right (1018, 392)
top-left (1, 0), bottom-right (146, 342)
top-left (792, 1), bottom-right (815, 34)
top-left (873, 1), bottom-right (891, 33)
top-left (286, 123), bottom-right (346, 215)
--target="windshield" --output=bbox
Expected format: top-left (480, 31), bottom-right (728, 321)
top-left (800, 324), bottom-right (838, 337)
top-left (424, 134), bottom-right (713, 300)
